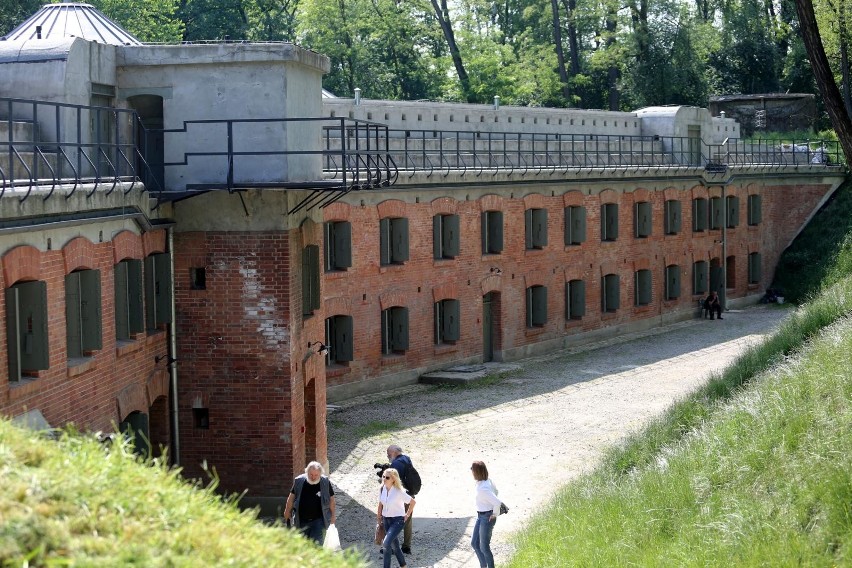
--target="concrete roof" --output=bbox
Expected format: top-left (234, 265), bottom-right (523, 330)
top-left (2, 3), bottom-right (140, 46)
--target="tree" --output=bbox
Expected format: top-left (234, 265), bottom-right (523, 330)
top-left (795, 0), bottom-right (852, 164)
top-left (93, 0), bottom-right (184, 42)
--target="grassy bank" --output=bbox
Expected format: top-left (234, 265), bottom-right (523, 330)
top-left (509, 179), bottom-right (852, 566)
top-left (0, 424), bottom-right (364, 567)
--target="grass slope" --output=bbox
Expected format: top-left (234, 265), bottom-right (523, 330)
top-left (0, 426), bottom-right (364, 567)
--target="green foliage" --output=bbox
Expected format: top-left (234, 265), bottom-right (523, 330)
top-left (92, 0), bottom-right (184, 42)
top-left (0, 0), bottom-right (42, 37)
top-left (0, 422), bottom-right (365, 567)
top-left (773, 180), bottom-right (852, 304)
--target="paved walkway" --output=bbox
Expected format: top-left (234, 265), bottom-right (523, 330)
top-left (327, 305), bottom-right (791, 567)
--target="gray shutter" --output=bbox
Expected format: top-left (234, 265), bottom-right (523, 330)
top-left (381, 309), bottom-right (389, 354)
top-left (533, 209), bottom-right (548, 247)
top-left (524, 209), bottom-right (533, 249)
top-left (636, 270), bottom-right (652, 305)
top-left (609, 204), bottom-right (619, 240)
top-left (711, 197), bottom-right (723, 229)
top-left (490, 212), bottom-right (503, 252)
top-left (115, 261), bottom-right (129, 340)
top-left (728, 196), bottom-right (739, 227)
top-left (693, 198), bottom-right (707, 231)
top-left (154, 254), bottom-right (173, 324)
top-left (444, 215), bottom-right (460, 257)
top-left (749, 195), bottom-right (762, 225)
top-left (145, 256), bottom-right (156, 329)
top-left (601, 205), bottom-right (608, 240)
top-left (380, 218), bottom-right (390, 265)
top-left (532, 286), bottom-right (547, 325)
top-left (335, 222), bottom-right (352, 268)
top-left (128, 260), bottom-right (144, 333)
top-left (564, 207), bottom-right (572, 245)
top-left (636, 202), bottom-right (651, 237)
top-left (310, 246), bottom-right (320, 311)
top-left (442, 299), bottom-right (460, 341)
top-left (65, 273), bottom-right (82, 358)
top-left (571, 280), bottom-right (586, 317)
top-left (6, 287), bottom-right (21, 380)
top-left (15, 281), bottom-right (49, 372)
top-left (694, 261), bottom-right (708, 294)
top-left (710, 266), bottom-right (723, 293)
top-left (481, 212), bottom-right (488, 254)
top-left (302, 248), bottom-right (311, 316)
top-left (433, 215), bottom-right (442, 259)
top-left (574, 207), bottom-right (587, 243)
top-left (667, 200), bottom-right (682, 233)
top-left (80, 269), bottom-right (102, 352)
top-left (392, 218), bottom-right (409, 263)
top-left (393, 307), bottom-right (409, 350)
top-left (750, 253), bottom-right (762, 283)
top-left (604, 274), bottom-right (620, 310)
top-left (667, 265), bottom-right (681, 299)
top-left (335, 316), bottom-right (353, 362)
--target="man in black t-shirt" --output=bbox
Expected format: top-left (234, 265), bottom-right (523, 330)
top-left (283, 461), bottom-right (336, 544)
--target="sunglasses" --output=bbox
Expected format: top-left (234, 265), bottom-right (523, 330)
top-left (382, 475), bottom-right (391, 479)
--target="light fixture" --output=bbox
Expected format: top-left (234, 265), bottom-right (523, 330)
top-left (490, 267), bottom-right (503, 275)
top-left (308, 341), bottom-right (330, 356)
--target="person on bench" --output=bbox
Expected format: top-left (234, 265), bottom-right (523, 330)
top-left (703, 291), bottom-right (723, 320)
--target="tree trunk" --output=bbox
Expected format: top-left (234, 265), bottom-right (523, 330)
top-left (840, 0), bottom-right (852, 118)
top-left (430, 0), bottom-right (474, 102)
top-left (795, 0), bottom-right (852, 164)
top-left (560, 0), bottom-right (581, 76)
top-left (550, 0), bottom-right (572, 103)
top-left (606, 9), bottom-right (619, 111)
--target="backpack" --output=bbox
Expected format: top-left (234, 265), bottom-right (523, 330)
top-left (400, 456), bottom-right (422, 495)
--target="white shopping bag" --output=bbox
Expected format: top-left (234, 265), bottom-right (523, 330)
top-left (323, 523), bottom-right (341, 551)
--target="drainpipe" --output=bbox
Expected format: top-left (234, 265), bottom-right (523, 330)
top-left (720, 184), bottom-right (727, 311)
top-left (167, 225), bottom-right (180, 466)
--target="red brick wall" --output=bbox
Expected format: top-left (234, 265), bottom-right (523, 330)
top-left (323, 181), bottom-right (833, 393)
top-left (173, 230), bottom-right (327, 497)
top-left (0, 231), bottom-right (170, 436)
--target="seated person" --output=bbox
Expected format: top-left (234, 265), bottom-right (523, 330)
top-left (703, 291), bottom-right (723, 320)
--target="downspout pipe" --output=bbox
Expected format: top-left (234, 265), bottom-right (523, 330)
top-left (167, 225), bottom-right (180, 466)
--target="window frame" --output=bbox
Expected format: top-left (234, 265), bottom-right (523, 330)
top-left (664, 200), bottom-right (682, 235)
top-left (601, 203), bottom-right (619, 242)
top-left (433, 214), bottom-right (461, 260)
top-left (380, 217), bottom-right (410, 266)
top-left (665, 265), bottom-right (681, 300)
top-left (145, 253), bottom-right (173, 331)
top-left (66, 269), bottom-right (102, 360)
top-left (748, 194), bottom-right (762, 226)
top-left (693, 260), bottom-right (709, 295)
top-left (601, 273), bottom-right (620, 312)
top-left (634, 269), bottom-right (652, 306)
top-left (525, 285), bottom-right (548, 328)
top-left (748, 252), bottom-right (762, 284)
top-left (481, 210), bottom-right (504, 255)
top-left (325, 314), bottom-right (354, 364)
top-left (693, 198), bottom-right (708, 232)
top-left (434, 299), bottom-right (461, 344)
top-left (564, 206), bottom-right (587, 245)
top-left (726, 195), bottom-right (740, 228)
top-left (6, 280), bottom-right (49, 381)
top-left (634, 201), bottom-right (652, 238)
top-left (524, 208), bottom-right (548, 250)
top-left (115, 258), bottom-right (144, 341)
top-left (565, 279), bottom-right (586, 320)
top-left (324, 220), bottom-right (352, 272)
top-left (381, 306), bottom-right (409, 355)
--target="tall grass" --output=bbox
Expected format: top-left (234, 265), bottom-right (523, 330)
top-left (508, 281), bottom-right (852, 566)
top-left (0, 424), bottom-right (364, 567)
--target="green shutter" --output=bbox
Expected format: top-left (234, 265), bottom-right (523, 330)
top-left (524, 209), bottom-right (533, 249)
top-left (381, 309), bottom-right (389, 354)
top-left (601, 205), bottom-right (608, 240)
top-left (573, 207), bottom-right (587, 244)
top-left (145, 256), bottom-right (156, 329)
top-left (380, 218), bottom-right (390, 265)
top-left (635, 202), bottom-right (651, 237)
top-left (533, 286), bottom-right (547, 326)
top-left (302, 247), bottom-right (311, 316)
top-left (533, 209), bottom-right (547, 247)
top-left (444, 215), bottom-right (460, 257)
top-left (490, 212), bottom-right (503, 252)
top-left (128, 260), bottom-right (144, 333)
top-left (636, 270), bottom-right (652, 306)
top-left (80, 269), bottom-right (102, 353)
top-left (749, 195), bottom-right (762, 225)
top-left (433, 215), bottom-right (442, 259)
top-left (693, 198), bottom-right (707, 231)
top-left (710, 266), bottom-right (723, 293)
top-left (392, 218), bottom-right (409, 263)
top-left (442, 299), bottom-right (460, 341)
top-left (711, 197), bottom-right (723, 229)
top-left (481, 212), bottom-right (488, 254)
top-left (750, 253), bottom-right (762, 283)
top-left (310, 246), bottom-right (320, 311)
top-left (667, 265), bottom-right (681, 299)
top-left (666, 200), bottom-right (682, 234)
top-left (609, 204), bottom-right (619, 240)
top-left (728, 196), bottom-right (739, 227)
top-left (334, 315), bottom-right (353, 362)
top-left (6, 287), bottom-right (21, 381)
top-left (571, 280), bottom-right (586, 317)
top-left (564, 207), bottom-right (572, 245)
top-left (334, 222), bottom-right (352, 268)
top-left (392, 307), bottom-right (409, 350)
top-left (603, 274), bottom-right (620, 311)
top-left (115, 262), bottom-right (129, 340)
top-left (19, 281), bottom-right (49, 371)
top-left (65, 273), bottom-right (82, 358)
top-left (153, 254), bottom-right (172, 324)
top-left (694, 261), bottom-right (708, 294)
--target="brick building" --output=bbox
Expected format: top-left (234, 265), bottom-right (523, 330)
top-left (0, 3), bottom-right (845, 515)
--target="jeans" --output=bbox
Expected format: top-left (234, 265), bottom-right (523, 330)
top-left (471, 510), bottom-right (496, 568)
top-left (299, 517), bottom-right (325, 544)
top-left (382, 516), bottom-right (406, 568)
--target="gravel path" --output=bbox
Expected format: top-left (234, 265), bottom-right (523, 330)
top-left (327, 305), bottom-right (791, 567)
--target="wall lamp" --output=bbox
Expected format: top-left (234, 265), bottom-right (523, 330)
top-left (490, 267), bottom-right (503, 275)
top-left (308, 341), bottom-right (330, 356)
top-left (155, 355), bottom-right (177, 366)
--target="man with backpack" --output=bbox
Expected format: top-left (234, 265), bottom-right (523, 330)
top-left (387, 444), bottom-right (420, 554)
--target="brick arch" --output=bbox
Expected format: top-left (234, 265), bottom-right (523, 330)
top-left (632, 188), bottom-right (651, 202)
top-left (692, 251), bottom-right (711, 263)
top-left (523, 272), bottom-right (547, 288)
top-left (598, 189), bottom-right (619, 204)
top-left (707, 186), bottom-right (724, 199)
top-left (147, 369), bottom-right (170, 403)
top-left (379, 289), bottom-right (408, 310)
top-left (142, 229), bottom-right (167, 256)
top-left (562, 190), bottom-right (585, 207)
top-left (600, 260), bottom-right (618, 275)
top-left (3, 245), bottom-right (42, 284)
top-left (664, 253), bottom-right (686, 267)
top-left (432, 282), bottom-right (458, 302)
top-left (562, 266), bottom-right (586, 282)
top-left (113, 230), bottom-right (144, 262)
top-left (324, 295), bottom-right (352, 316)
top-left (479, 194), bottom-right (505, 212)
top-left (63, 237), bottom-right (97, 273)
top-left (522, 193), bottom-right (548, 209)
top-left (323, 202), bottom-right (351, 221)
top-left (480, 275), bottom-right (503, 294)
top-left (744, 182), bottom-right (761, 194)
top-left (377, 199), bottom-right (408, 218)
top-left (663, 187), bottom-right (681, 200)
top-left (633, 258), bottom-right (652, 271)
top-left (430, 197), bottom-right (459, 215)
top-left (747, 242), bottom-right (762, 254)
top-left (299, 217), bottom-right (320, 245)
top-left (691, 185), bottom-right (709, 199)
top-left (117, 382), bottom-right (149, 421)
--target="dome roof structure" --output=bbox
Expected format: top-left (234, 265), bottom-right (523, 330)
top-left (2, 3), bottom-right (141, 46)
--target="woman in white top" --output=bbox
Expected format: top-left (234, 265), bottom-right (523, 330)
top-left (471, 461), bottom-right (504, 568)
top-left (377, 468), bottom-right (415, 568)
